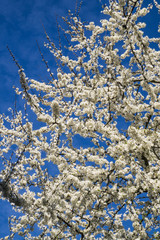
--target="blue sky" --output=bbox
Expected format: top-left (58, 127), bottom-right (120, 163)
top-left (0, 0), bottom-right (159, 115)
top-left (0, 0), bottom-right (103, 114)
top-left (0, 0), bottom-right (159, 238)
top-left (0, 0), bottom-right (103, 237)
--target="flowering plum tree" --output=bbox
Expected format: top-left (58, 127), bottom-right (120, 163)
top-left (1, 0), bottom-right (160, 239)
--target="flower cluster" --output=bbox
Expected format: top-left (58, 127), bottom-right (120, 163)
top-left (1, 0), bottom-right (160, 239)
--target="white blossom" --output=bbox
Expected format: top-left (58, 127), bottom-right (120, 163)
top-left (1, 0), bottom-right (160, 239)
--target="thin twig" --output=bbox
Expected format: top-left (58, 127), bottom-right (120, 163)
top-left (7, 45), bottom-right (21, 70)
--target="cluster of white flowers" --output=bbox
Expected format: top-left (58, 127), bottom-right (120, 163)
top-left (0, 0), bottom-right (160, 239)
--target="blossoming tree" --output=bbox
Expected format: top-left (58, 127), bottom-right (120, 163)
top-left (1, 0), bottom-right (160, 239)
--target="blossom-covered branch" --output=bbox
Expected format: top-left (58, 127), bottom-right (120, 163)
top-left (1, 0), bottom-right (160, 239)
